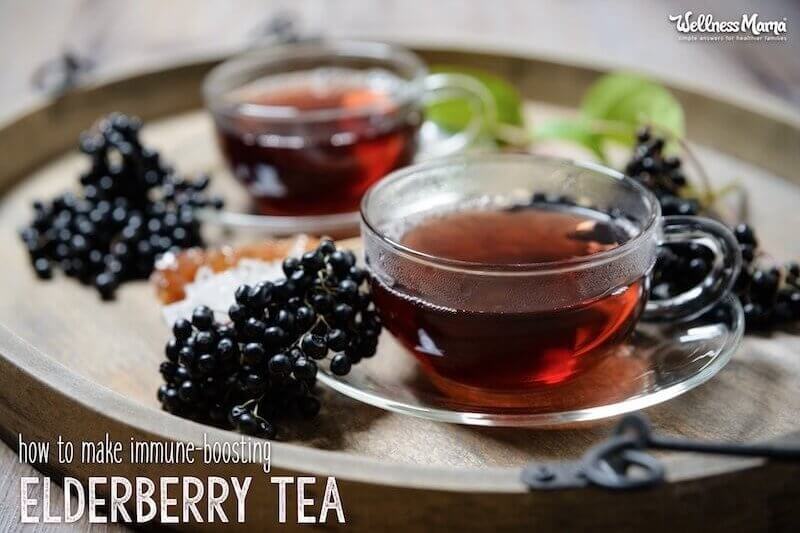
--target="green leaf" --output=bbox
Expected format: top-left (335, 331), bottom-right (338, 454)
top-left (533, 72), bottom-right (685, 160)
top-left (425, 98), bottom-right (474, 134)
top-left (582, 72), bottom-right (685, 143)
top-left (424, 65), bottom-right (526, 142)
top-left (533, 119), bottom-right (606, 161)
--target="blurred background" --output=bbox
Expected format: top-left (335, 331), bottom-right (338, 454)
top-left (1, 0), bottom-right (798, 124)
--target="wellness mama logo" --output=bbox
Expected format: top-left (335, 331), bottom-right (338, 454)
top-left (668, 11), bottom-right (788, 42)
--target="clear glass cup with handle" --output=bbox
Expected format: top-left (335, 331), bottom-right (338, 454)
top-left (203, 40), bottom-right (494, 235)
top-left (360, 154), bottom-right (742, 399)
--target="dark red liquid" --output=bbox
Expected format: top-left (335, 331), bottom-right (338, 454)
top-left (371, 207), bottom-right (646, 395)
top-left (214, 70), bottom-right (421, 216)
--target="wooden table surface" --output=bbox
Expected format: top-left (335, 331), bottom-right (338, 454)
top-left (0, 0), bottom-right (797, 530)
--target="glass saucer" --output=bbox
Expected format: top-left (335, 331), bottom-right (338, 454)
top-left (317, 294), bottom-right (744, 427)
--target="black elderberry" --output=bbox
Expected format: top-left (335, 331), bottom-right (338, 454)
top-left (196, 353), bottom-right (218, 374)
top-left (234, 284), bottom-right (251, 306)
top-left (345, 341), bottom-right (365, 364)
top-left (337, 279), bottom-right (359, 301)
top-left (750, 269), bottom-right (779, 302)
top-left (301, 250), bottom-right (326, 272)
top-left (327, 329), bottom-right (348, 352)
top-left (268, 353), bottom-right (292, 376)
top-left (295, 306), bottom-right (316, 329)
top-left (242, 343), bottom-right (266, 366)
top-left (734, 224), bottom-right (757, 246)
top-left (32, 259), bottom-right (54, 281)
top-left (192, 305), bottom-right (215, 330)
top-left (194, 330), bottom-right (215, 352)
top-left (160, 361), bottom-right (178, 382)
top-left (300, 334), bottom-right (328, 360)
top-left (228, 303), bottom-right (248, 324)
top-left (244, 318), bottom-right (267, 341)
top-left (228, 405), bottom-right (246, 426)
top-left (292, 357), bottom-right (317, 380)
top-left (248, 281), bottom-right (273, 310)
top-left (310, 293), bottom-right (334, 313)
top-left (289, 268), bottom-right (311, 288)
top-left (217, 338), bottom-right (238, 361)
top-left (328, 250), bottom-right (353, 276)
top-left (330, 354), bottom-right (352, 376)
top-left (165, 339), bottom-right (181, 362)
top-left (161, 387), bottom-right (181, 413)
top-left (174, 366), bottom-right (191, 384)
top-left (178, 346), bottom-right (196, 367)
top-left (282, 257), bottom-right (300, 276)
top-left (179, 380), bottom-right (200, 402)
top-left (333, 303), bottom-right (355, 325)
top-left (264, 326), bottom-right (287, 348)
top-left (274, 309), bottom-right (295, 333)
top-left (94, 272), bottom-right (117, 299)
top-left (348, 266), bottom-right (367, 284)
top-left (319, 239), bottom-right (337, 256)
top-left (237, 412), bottom-right (259, 435)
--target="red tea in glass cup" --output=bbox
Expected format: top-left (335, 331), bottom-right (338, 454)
top-left (360, 155), bottom-right (741, 400)
top-left (204, 41), bottom-right (490, 218)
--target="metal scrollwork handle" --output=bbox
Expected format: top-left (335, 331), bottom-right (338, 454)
top-left (522, 413), bottom-right (800, 492)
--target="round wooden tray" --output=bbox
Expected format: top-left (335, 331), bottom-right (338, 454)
top-left (1, 47), bottom-right (800, 531)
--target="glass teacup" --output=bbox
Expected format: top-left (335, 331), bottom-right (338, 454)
top-left (204, 40), bottom-right (492, 222)
top-left (361, 154), bottom-right (741, 399)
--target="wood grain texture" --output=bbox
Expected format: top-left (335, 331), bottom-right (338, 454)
top-left (0, 49), bottom-right (798, 531)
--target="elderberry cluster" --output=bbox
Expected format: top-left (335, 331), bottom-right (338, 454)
top-left (625, 128), bottom-right (699, 216)
top-left (626, 128), bottom-right (800, 330)
top-left (19, 113), bottom-right (223, 299)
top-left (650, 243), bottom-right (714, 300)
top-left (158, 240), bottom-right (381, 438)
top-left (731, 224), bottom-right (800, 330)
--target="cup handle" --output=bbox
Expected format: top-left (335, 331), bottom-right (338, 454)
top-left (416, 73), bottom-right (496, 159)
top-left (643, 216), bottom-right (742, 322)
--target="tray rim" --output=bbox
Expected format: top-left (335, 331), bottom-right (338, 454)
top-left (0, 44), bottom-right (798, 496)
top-left (2, 43), bottom-right (799, 195)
